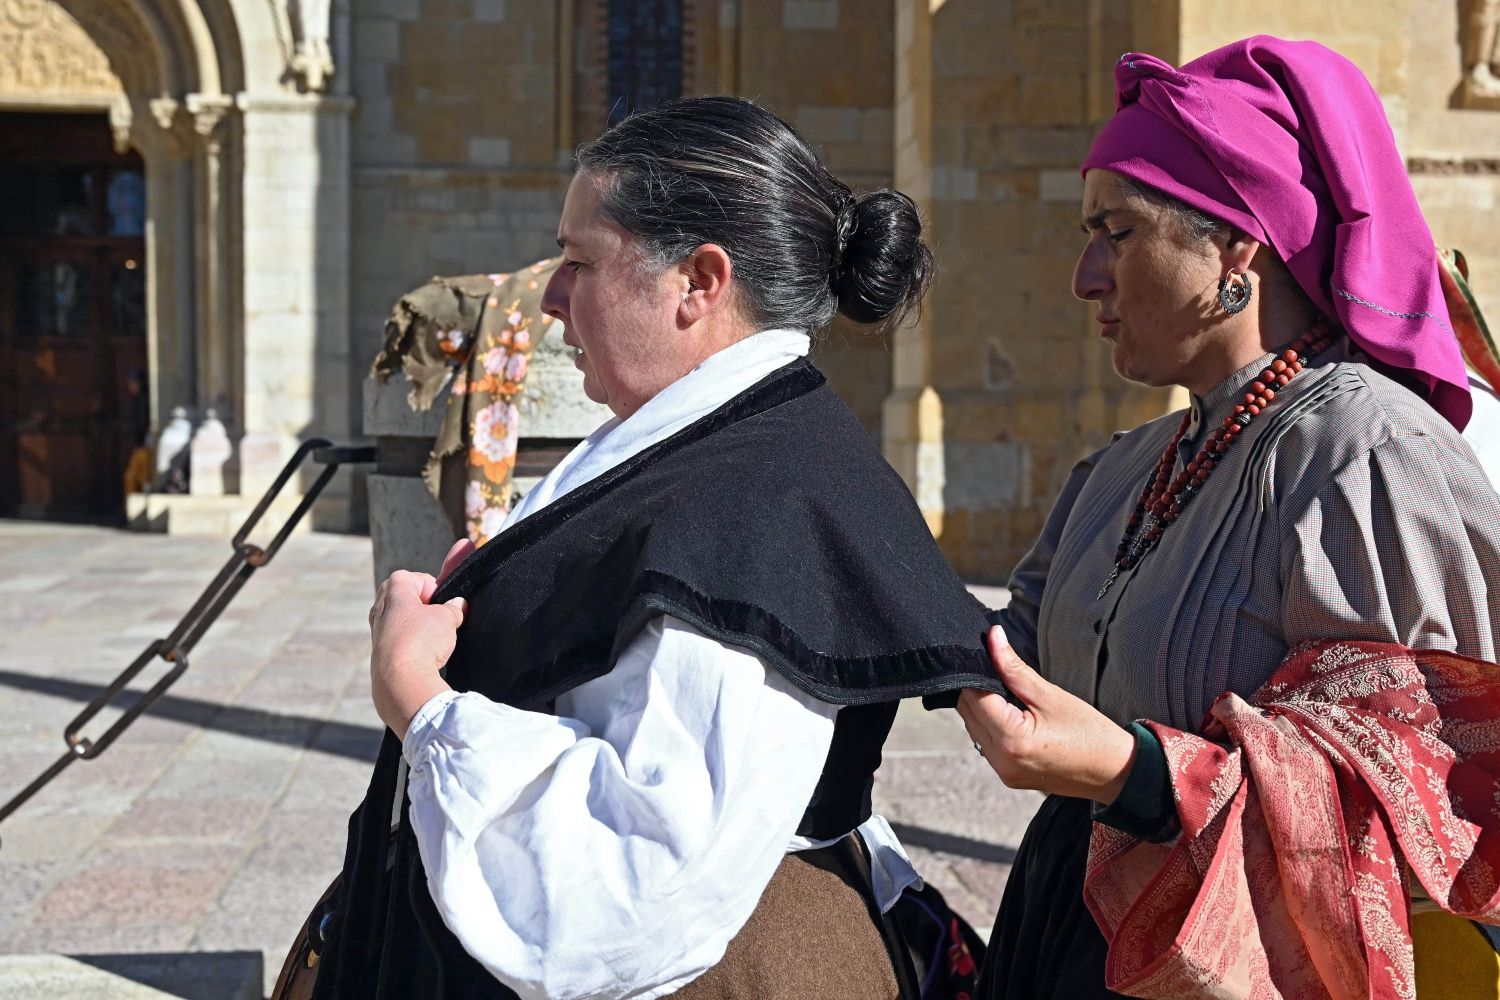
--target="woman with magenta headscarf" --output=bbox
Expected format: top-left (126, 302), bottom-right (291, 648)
top-left (956, 36), bottom-right (1500, 999)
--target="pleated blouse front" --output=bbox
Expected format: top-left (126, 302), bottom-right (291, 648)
top-left (998, 349), bottom-right (1500, 731)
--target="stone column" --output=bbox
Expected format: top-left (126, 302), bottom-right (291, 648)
top-left (139, 97), bottom-right (198, 429)
top-left (236, 93), bottom-right (355, 516)
top-left (187, 94), bottom-right (237, 427)
top-left (717, 0), bottom-right (740, 92)
top-left (175, 94), bottom-right (239, 495)
top-left (882, 0), bottom-right (943, 536)
top-left (883, 1), bottom-right (1171, 581)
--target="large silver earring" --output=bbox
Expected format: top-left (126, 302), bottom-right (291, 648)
top-left (1218, 271), bottom-right (1253, 314)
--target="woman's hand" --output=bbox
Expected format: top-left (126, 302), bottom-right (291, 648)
top-left (957, 626), bottom-right (1137, 803)
top-left (368, 538), bottom-right (474, 740)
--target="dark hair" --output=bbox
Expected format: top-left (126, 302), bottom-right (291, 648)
top-left (1119, 177), bottom-right (1227, 244)
top-left (575, 96), bottom-right (933, 330)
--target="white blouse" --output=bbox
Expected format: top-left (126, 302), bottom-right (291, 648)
top-left (401, 329), bottom-right (919, 1000)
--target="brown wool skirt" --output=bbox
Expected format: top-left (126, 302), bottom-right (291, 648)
top-left (673, 835), bottom-right (909, 999)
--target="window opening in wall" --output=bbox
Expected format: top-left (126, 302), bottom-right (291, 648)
top-left (607, 0), bottom-right (683, 124)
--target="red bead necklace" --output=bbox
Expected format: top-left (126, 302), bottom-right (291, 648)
top-left (1098, 321), bottom-right (1336, 599)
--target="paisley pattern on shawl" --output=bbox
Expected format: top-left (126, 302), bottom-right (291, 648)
top-left (1084, 640), bottom-right (1500, 999)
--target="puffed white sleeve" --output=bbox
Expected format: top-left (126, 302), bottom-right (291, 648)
top-left (400, 615), bottom-right (838, 1000)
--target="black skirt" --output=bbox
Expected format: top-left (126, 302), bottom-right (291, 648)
top-left (977, 794), bottom-right (1132, 1000)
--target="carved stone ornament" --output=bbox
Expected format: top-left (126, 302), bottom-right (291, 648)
top-left (268, 0), bottom-right (334, 94)
top-left (0, 0), bottom-right (123, 99)
top-left (107, 94), bottom-right (131, 152)
top-left (191, 98), bottom-right (231, 139)
top-left (187, 93), bottom-right (234, 155)
top-left (1408, 156), bottom-right (1500, 174)
top-left (1463, 0), bottom-right (1500, 108)
top-left (148, 95), bottom-right (195, 158)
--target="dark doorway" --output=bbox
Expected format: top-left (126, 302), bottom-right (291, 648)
top-left (0, 111), bottom-right (148, 524)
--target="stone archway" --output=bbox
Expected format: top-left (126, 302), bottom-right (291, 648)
top-left (0, 0), bottom-right (242, 513)
top-left (6, 0), bottom-right (357, 532)
top-left (51, 0), bottom-right (243, 433)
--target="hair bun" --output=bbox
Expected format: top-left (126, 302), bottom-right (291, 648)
top-left (830, 189), bottom-right (934, 327)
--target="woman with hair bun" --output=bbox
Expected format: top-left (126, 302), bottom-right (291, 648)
top-left (303, 96), bottom-right (1003, 1000)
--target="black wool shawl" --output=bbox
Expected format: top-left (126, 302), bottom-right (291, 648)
top-left (312, 358), bottom-right (1006, 1000)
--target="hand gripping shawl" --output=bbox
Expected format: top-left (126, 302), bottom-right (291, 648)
top-left (1083, 640), bottom-right (1500, 999)
top-left (311, 358), bottom-right (1006, 1000)
top-left (1083, 36), bottom-right (1473, 430)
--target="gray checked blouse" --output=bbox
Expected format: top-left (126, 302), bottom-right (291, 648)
top-left (997, 344), bottom-right (1500, 731)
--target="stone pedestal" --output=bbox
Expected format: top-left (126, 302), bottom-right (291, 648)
top-left (189, 409), bottom-right (237, 496)
top-left (125, 490), bottom-right (347, 537)
top-left (363, 315), bottom-right (610, 588)
top-left (513, 317), bottom-right (615, 438)
top-left (364, 375), bottom-right (460, 588)
top-left (361, 375), bottom-right (586, 588)
top-left (155, 407), bottom-right (194, 478)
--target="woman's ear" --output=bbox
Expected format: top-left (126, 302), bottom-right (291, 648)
top-left (1221, 226), bottom-right (1263, 277)
top-left (678, 244), bottom-right (733, 325)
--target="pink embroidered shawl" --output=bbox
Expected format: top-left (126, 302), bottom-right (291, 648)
top-left (1084, 640), bottom-right (1500, 998)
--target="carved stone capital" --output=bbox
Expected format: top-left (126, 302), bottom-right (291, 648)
top-left (107, 95), bottom-right (132, 153)
top-left (147, 96), bottom-right (194, 158)
top-left (148, 96), bottom-right (180, 130)
top-left (186, 93), bottom-right (234, 153)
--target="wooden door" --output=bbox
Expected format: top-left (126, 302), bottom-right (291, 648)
top-left (0, 112), bottom-right (147, 523)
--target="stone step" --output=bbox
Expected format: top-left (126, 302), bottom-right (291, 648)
top-left (0, 952), bottom-right (262, 1000)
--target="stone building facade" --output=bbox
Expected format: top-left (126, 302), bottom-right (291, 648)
top-left (3, 0), bottom-right (1498, 579)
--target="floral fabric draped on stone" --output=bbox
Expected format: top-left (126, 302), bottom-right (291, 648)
top-left (1084, 640), bottom-right (1500, 999)
top-left (370, 257), bottom-right (560, 545)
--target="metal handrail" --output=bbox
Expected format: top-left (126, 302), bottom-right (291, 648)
top-left (0, 441), bottom-right (376, 846)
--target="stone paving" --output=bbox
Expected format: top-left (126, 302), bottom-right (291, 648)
top-left (0, 522), bottom-right (1040, 997)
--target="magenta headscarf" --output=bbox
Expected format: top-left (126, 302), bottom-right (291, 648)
top-left (1082, 36), bottom-right (1472, 430)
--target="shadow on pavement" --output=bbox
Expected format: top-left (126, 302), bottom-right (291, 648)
top-left (0, 951), bottom-right (263, 1000)
top-left (0, 669), bottom-right (383, 762)
top-left (887, 821), bottom-right (1017, 865)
